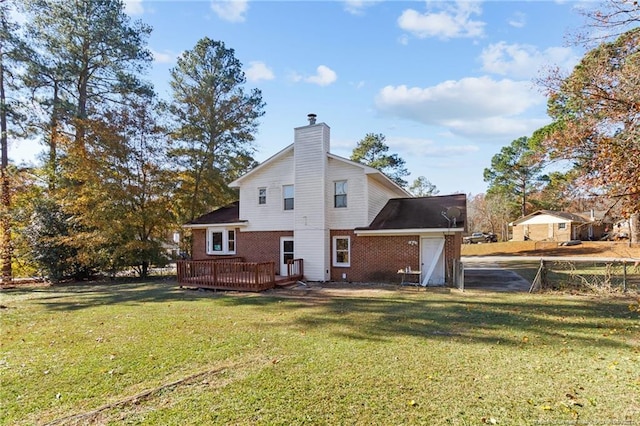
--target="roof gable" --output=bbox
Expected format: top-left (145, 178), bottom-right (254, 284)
top-left (228, 144), bottom-right (409, 196)
top-left (229, 145), bottom-right (293, 188)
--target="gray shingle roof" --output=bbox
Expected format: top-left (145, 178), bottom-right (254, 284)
top-left (356, 194), bottom-right (467, 230)
top-left (185, 201), bottom-right (242, 225)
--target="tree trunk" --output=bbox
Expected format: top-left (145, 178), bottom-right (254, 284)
top-left (141, 260), bottom-right (149, 279)
top-left (48, 81), bottom-right (60, 191)
top-left (75, 43), bottom-right (89, 151)
top-left (521, 181), bottom-right (527, 217)
top-left (0, 50), bottom-right (12, 283)
top-left (630, 212), bottom-right (639, 245)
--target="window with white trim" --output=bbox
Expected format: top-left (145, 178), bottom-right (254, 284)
top-left (333, 236), bottom-right (350, 267)
top-left (227, 230), bottom-right (235, 252)
top-left (258, 188), bottom-right (266, 205)
top-left (207, 228), bottom-right (236, 255)
top-left (283, 184), bottom-right (294, 210)
top-left (334, 180), bottom-right (347, 208)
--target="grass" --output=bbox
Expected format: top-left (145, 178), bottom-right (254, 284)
top-left (461, 240), bottom-right (640, 259)
top-left (1, 281), bottom-right (639, 425)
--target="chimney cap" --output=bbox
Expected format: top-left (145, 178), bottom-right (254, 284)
top-left (307, 113), bottom-right (317, 125)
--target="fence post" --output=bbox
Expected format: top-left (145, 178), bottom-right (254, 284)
top-left (623, 261), bottom-right (627, 292)
top-left (457, 260), bottom-right (464, 292)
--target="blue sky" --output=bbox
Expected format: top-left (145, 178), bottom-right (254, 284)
top-left (14, 0), bottom-right (590, 195)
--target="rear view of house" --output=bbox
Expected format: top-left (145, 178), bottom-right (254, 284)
top-left (182, 115), bottom-right (466, 290)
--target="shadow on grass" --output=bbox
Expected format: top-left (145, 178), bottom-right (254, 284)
top-left (1, 279), bottom-right (220, 311)
top-left (222, 290), bottom-right (639, 350)
top-left (6, 280), bottom-right (637, 351)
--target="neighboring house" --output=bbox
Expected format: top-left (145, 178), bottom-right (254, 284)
top-left (184, 115), bottom-right (466, 286)
top-left (510, 210), bottom-right (611, 242)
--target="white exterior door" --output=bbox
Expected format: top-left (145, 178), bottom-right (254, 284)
top-left (420, 237), bottom-right (445, 286)
top-left (280, 237), bottom-right (294, 276)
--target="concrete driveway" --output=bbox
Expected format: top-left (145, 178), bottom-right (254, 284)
top-left (461, 257), bottom-right (532, 292)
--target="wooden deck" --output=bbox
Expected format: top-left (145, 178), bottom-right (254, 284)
top-left (177, 258), bottom-right (303, 292)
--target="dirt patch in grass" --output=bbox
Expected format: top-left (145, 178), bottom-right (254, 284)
top-left (462, 241), bottom-right (640, 259)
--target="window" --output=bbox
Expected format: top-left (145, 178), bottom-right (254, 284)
top-left (334, 180), bottom-right (347, 208)
top-left (207, 228), bottom-right (236, 255)
top-left (558, 223), bottom-right (566, 230)
top-left (282, 239), bottom-right (294, 264)
top-left (333, 236), bottom-right (350, 267)
top-left (258, 188), bottom-right (266, 205)
top-left (228, 230), bottom-right (235, 252)
top-left (283, 185), bottom-right (294, 210)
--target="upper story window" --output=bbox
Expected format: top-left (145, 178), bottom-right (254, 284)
top-left (258, 188), bottom-right (267, 205)
top-left (207, 228), bottom-right (236, 255)
top-left (334, 180), bottom-right (347, 208)
top-left (283, 185), bottom-right (294, 210)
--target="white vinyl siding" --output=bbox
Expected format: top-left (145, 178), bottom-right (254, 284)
top-left (237, 151), bottom-right (295, 231)
top-left (230, 120), bottom-right (408, 281)
top-left (367, 176), bottom-right (401, 224)
top-left (327, 158), bottom-right (368, 229)
top-left (293, 123), bottom-right (330, 281)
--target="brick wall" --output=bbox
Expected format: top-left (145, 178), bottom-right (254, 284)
top-left (190, 228), bottom-right (292, 264)
top-left (236, 230), bottom-right (293, 264)
top-left (329, 230), bottom-right (460, 284)
top-left (193, 227), bottom-right (461, 284)
top-left (191, 229), bottom-right (208, 260)
top-left (329, 230), bottom-right (419, 283)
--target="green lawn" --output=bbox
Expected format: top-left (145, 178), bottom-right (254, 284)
top-left (1, 281), bottom-right (639, 425)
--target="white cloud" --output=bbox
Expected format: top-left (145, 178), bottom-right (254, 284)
top-left (343, 0), bottom-right (381, 15)
top-left (246, 61), bottom-right (275, 82)
top-left (124, 0), bottom-right (144, 16)
top-left (508, 11), bottom-right (526, 28)
top-left (293, 65), bottom-right (337, 86)
top-left (480, 42), bottom-right (579, 79)
top-left (374, 76), bottom-right (547, 138)
top-left (151, 49), bottom-right (176, 64)
top-left (398, 34), bottom-right (410, 45)
top-left (391, 136), bottom-right (480, 158)
top-left (210, 0), bottom-right (248, 23)
top-left (397, 1), bottom-right (485, 40)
